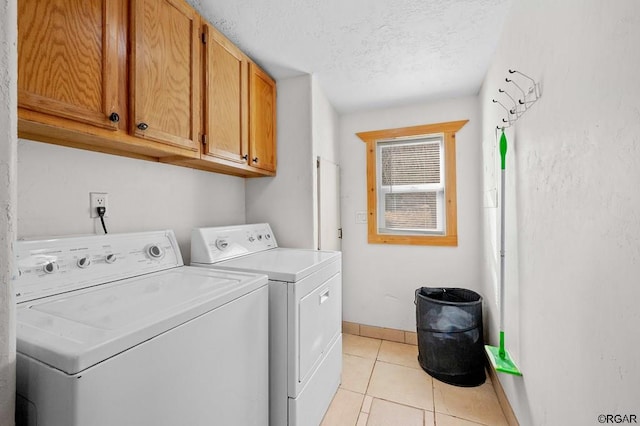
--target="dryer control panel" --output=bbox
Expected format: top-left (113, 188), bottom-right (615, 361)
top-left (15, 230), bottom-right (183, 303)
top-left (191, 223), bottom-right (277, 264)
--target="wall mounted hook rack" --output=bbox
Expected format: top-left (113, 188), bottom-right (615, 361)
top-left (494, 69), bottom-right (541, 129)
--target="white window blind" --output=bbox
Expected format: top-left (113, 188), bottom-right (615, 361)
top-left (376, 136), bottom-right (445, 235)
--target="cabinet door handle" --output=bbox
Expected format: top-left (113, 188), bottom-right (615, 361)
top-left (252, 157), bottom-right (259, 163)
top-left (242, 154), bottom-right (248, 160)
top-left (109, 112), bottom-right (120, 123)
top-left (319, 289), bottom-right (330, 304)
top-left (137, 122), bottom-right (149, 131)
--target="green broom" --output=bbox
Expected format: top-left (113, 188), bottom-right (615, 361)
top-left (485, 129), bottom-right (522, 376)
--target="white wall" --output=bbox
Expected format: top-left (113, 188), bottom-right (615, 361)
top-left (480, 1), bottom-right (640, 424)
top-left (311, 77), bottom-right (340, 164)
top-left (340, 97), bottom-right (482, 331)
top-left (246, 74), bottom-right (340, 250)
top-left (311, 76), bottom-right (341, 248)
top-left (0, 0), bottom-right (17, 423)
top-left (18, 141), bottom-right (246, 264)
top-left (246, 75), bottom-right (316, 248)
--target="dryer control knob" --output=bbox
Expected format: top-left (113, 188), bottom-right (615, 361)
top-left (43, 262), bottom-right (57, 274)
top-left (216, 239), bottom-right (229, 251)
top-left (248, 236), bottom-right (255, 242)
top-left (265, 233), bottom-right (271, 240)
top-left (105, 254), bottom-right (117, 264)
top-left (77, 256), bottom-right (91, 269)
top-left (147, 245), bottom-right (164, 259)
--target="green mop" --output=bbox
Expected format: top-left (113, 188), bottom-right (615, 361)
top-left (484, 129), bottom-right (522, 376)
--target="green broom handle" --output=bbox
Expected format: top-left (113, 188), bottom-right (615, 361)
top-left (500, 130), bottom-right (507, 170)
top-left (499, 130), bottom-right (507, 359)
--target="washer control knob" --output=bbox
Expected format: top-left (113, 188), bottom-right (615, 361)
top-left (265, 233), bottom-right (271, 240)
top-left (147, 245), bottom-right (164, 259)
top-left (216, 239), bottom-right (229, 251)
top-left (105, 254), bottom-right (117, 264)
top-left (77, 256), bottom-right (91, 269)
top-left (43, 262), bottom-right (57, 274)
top-left (248, 236), bottom-right (255, 242)
top-left (257, 234), bottom-right (263, 241)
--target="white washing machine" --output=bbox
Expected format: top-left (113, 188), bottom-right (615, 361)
top-left (15, 230), bottom-right (269, 426)
top-left (191, 224), bottom-right (342, 426)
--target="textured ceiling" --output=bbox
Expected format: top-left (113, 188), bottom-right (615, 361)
top-left (189, 0), bottom-right (512, 112)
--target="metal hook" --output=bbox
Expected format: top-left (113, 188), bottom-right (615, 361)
top-left (493, 98), bottom-right (515, 128)
top-left (509, 69), bottom-right (541, 99)
top-left (498, 89), bottom-right (520, 116)
top-left (492, 99), bottom-right (515, 119)
top-left (510, 69), bottom-right (536, 88)
top-left (505, 77), bottom-right (526, 103)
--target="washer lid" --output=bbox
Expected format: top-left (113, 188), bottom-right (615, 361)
top-left (17, 266), bottom-right (267, 375)
top-left (200, 248), bottom-right (341, 282)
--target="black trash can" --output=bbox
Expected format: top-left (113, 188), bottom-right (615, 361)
top-left (415, 287), bottom-right (485, 387)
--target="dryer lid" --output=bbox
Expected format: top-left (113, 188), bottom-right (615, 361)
top-left (17, 267), bottom-right (267, 374)
top-left (202, 248), bottom-right (341, 282)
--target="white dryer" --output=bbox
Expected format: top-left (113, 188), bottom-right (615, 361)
top-left (15, 230), bottom-right (269, 426)
top-left (191, 224), bottom-right (342, 426)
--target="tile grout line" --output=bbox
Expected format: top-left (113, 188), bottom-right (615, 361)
top-left (369, 395), bottom-right (433, 412)
top-left (344, 352), bottom-right (379, 361)
top-left (363, 340), bottom-right (382, 395)
top-left (357, 339), bottom-right (380, 426)
top-left (431, 373), bottom-right (436, 425)
top-left (356, 399), bottom-right (369, 426)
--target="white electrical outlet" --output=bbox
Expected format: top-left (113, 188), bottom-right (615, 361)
top-left (355, 211), bottom-right (367, 224)
top-left (89, 192), bottom-right (108, 218)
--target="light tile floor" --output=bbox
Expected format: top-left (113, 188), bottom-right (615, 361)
top-left (321, 334), bottom-right (509, 426)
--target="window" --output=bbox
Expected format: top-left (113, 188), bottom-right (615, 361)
top-left (357, 120), bottom-right (468, 246)
top-left (377, 136), bottom-right (444, 234)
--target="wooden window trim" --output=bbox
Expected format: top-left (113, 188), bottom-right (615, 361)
top-left (356, 120), bottom-right (468, 246)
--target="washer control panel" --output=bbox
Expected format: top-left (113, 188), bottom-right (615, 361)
top-left (191, 223), bottom-right (277, 264)
top-left (15, 230), bottom-right (182, 303)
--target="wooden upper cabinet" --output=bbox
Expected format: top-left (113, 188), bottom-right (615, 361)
top-left (130, 0), bottom-right (200, 151)
top-left (17, 0), bottom-right (276, 176)
top-left (202, 24), bottom-right (248, 164)
top-left (18, 0), bottom-right (126, 130)
top-left (249, 62), bottom-right (277, 173)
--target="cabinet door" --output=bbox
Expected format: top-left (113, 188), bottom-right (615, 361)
top-left (131, 0), bottom-right (200, 151)
top-left (202, 25), bottom-right (248, 163)
top-left (249, 63), bottom-right (277, 173)
top-left (18, 0), bottom-right (124, 130)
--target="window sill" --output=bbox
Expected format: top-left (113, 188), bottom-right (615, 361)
top-left (368, 231), bottom-right (458, 246)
